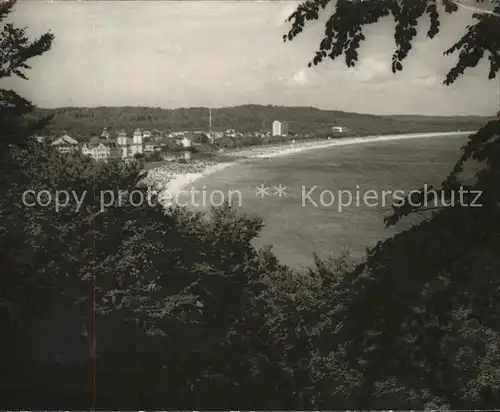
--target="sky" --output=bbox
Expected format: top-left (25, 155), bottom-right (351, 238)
top-left (2, 0), bottom-right (499, 115)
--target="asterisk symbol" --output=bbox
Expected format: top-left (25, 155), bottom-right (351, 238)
top-left (256, 184), bottom-right (270, 197)
top-left (274, 184), bottom-right (288, 198)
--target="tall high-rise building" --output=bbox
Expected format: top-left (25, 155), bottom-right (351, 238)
top-left (272, 120), bottom-right (289, 136)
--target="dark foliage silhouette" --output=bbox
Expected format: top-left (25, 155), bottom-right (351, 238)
top-left (2, 0), bottom-right (500, 409)
top-left (281, 0), bottom-right (500, 408)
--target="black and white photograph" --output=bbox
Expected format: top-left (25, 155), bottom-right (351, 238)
top-left (1, 0), bottom-right (499, 409)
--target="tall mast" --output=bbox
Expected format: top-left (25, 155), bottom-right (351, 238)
top-left (208, 107), bottom-right (213, 143)
top-left (209, 107), bottom-right (212, 135)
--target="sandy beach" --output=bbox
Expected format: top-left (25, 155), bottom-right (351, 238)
top-left (143, 161), bottom-right (237, 206)
top-left (144, 130), bottom-right (473, 205)
top-left (223, 130), bottom-right (472, 159)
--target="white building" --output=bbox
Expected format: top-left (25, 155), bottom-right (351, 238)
top-left (332, 126), bottom-right (348, 133)
top-left (101, 127), bottom-right (110, 139)
top-left (224, 129), bottom-right (236, 138)
top-left (81, 137), bottom-right (121, 162)
top-left (161, 150), bottom-right (191, 162)
top-left (51, 133), bottom-right (80, 154)
top-left (180, 136), bottom-right (192, 148)
top-left (272, 121), bottom-right (289, 136)
top-left (131, 128), bottom-right (144, 156)
top-left (116, 129), bottom-right (130, 158)
top-left (144, 143), bottom-right (156, 153)
top-left (115, 128), bottom-right (144, 158)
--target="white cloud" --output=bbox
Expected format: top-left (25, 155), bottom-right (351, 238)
top-left (415, 75), bottom-right (439, 87)
top-left (291, 68), bottom-right (309, 85)
top-left (347, 56), bottom-right (392, 83)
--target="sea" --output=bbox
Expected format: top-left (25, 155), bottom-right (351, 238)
top-left (178, 134), bottom-right (471, 269)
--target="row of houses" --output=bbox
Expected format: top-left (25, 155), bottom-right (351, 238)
top-left (38, 124), bottom-right (350, 162)
top-left (45, 128), bottom-right (193, 161)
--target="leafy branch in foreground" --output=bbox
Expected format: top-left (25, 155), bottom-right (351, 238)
top-left (285, 0), bottom-right (500, 226)
top-left (0, 0), bottom-right (54, 149)
top-left (384, 117), bottom-right (500, 226)
top-left (282, 6), bottom-right (500, 407)
top-left (284, 0), bottom-right (500, 81)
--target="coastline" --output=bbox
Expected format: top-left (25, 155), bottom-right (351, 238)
top-left (145, 130), bottom-right (473, 204)
top-left (223, 130), bottom-right (472, 159)
top-left (156, 162), bottom-right (235, 205)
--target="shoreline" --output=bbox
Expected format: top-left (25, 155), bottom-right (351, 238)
top-left (223, 130), bottom-right (473, 159)
top-left (145, 130), bottom-right (474, 204)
